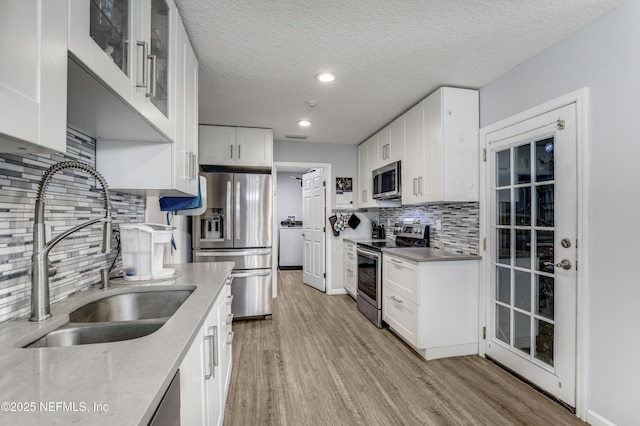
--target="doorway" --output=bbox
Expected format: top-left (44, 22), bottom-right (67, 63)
top-left (479, 89), bottom-right (588, 413)
top-left (272, 162), bottom-right (331, 298)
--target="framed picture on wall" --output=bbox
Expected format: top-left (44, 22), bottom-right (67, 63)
top-left (336, 177), bottom-right (353, 207)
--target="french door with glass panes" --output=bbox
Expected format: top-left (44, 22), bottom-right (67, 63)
top-left (485, 104), bottom-right (577, 407)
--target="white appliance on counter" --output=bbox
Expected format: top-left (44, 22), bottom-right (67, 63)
top-left (193, 172), bottom-right (273, 319)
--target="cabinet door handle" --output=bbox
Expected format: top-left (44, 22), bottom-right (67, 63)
top-left (238, 144), bottom-right (241, 159)
top-left (147, 54), bottom-right (157, 98)
top-left (211, 326), bottom-right (219, 368)
top-left (230, 144), bottom-right (234, 159)
top-left (204, 333), bottom-right (213, 380)
top-left (418, 176), bottom-right (423, 195)
top-left (390, 295), bottom-right (403, 304)
top-left (413, 178), bottom-right (417, 195)
top-left (136, 42), bottom-right (148, 88)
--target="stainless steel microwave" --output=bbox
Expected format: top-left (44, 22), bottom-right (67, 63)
top-left (372, 161), bottom-right (401, 199)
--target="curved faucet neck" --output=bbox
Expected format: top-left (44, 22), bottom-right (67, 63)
top-left (30, 161), bottom-right (113, 322)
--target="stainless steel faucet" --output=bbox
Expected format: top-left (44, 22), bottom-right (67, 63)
top-left (30, 161), bottom-right (113, 322)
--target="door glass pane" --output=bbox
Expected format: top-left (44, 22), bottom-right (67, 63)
top-left (535, 319), bottom-right (554, 366)
top-left (496, 305), bottom-right (510, 344)
top-left (515, 144), bottom-right (531, 184)
top-left (536, 230), bottom-right (554, 272)
top-left (536, 185), bottom-right (555, 227)
top-left (515, 187), bottom-right (531, 226)
top-left (496, 267), bottom-right (510, 304)
top-left (90, 0), bottom-right (130, 75)
top-left (535, 138), bottom-right (555, 182)
top-left (515, 229), bottom-right (531, 268)
top-left (496, 150), bottom-right (511, 187)
top-left (536, 275), bottom-right (555, 320)
top-left (151, 0), bottom-right (170, 117)
top-left (497, 189), bottom-right (511, 225)
top-left (514, 311), bottom-right (531, 354)
top-left (514, 270), bottom-right (531, 312)
top-left (497, 229), bottom-right (511, 265)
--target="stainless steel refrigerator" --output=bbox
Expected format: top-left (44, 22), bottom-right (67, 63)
top-left (193, 172), bottom-right (272, 318)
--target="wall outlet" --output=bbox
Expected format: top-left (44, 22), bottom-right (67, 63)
top-left (436, 219), bottom-right (442, 231)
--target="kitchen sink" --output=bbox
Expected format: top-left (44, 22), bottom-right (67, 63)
top-left (69, 287), bottom-right (195, 323)
top-left (25, 320), bottom-right (166, 348)
top-left (23, 286), bottom-right (196, 348)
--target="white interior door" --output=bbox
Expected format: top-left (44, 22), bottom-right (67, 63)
top-left (302, 169), bottom-right (326, 292)
top-left (484, 104), bottom-right (578, 406)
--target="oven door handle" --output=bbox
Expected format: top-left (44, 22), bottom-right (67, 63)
top-left (356, 247), bottom-right (381, 259)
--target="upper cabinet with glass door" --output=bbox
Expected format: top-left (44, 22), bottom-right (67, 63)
top-left (69, 0), bottom-right (138, 110)
top-left (68, 0), bottom-right (175, 141)
top-left (136, 0), bottom-right (174, 140)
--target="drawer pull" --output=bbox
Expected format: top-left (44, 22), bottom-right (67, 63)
top-left (227, 313), bottom-right (234, 325)
top-left (226, 331), bottom-right (234, 345)
top-left (391, 259), bottom-right (403, 265)
top-left (390, 296), bottom-right (403, 304)
top-left (226, 295), bottom-right (234, 306)
top-left (346, 268), bottom-right (353, 273)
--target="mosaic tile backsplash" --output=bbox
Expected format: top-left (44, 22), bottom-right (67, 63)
top-left (0, 129), bottom-right (145, 323)
top-left (379, 202), bottom-right (480, 255)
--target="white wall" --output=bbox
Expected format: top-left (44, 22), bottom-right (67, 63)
top-left (480, 1), bottom-right (639, 424)
top-left (276, 172), bottom-right (303, 222)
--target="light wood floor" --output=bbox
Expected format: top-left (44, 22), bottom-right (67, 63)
top-left (223, 270), bottom-right (585, 426)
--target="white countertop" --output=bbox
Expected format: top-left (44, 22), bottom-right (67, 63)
top-left (382, 247), bottom-right (481, 262)
top-left (0, 262), bottom-right (234, 425)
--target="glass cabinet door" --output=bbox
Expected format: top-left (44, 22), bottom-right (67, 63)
top-left (149, 0), bottom-right (170, 117)
top-left (90, 0), bottom-right (130, 76)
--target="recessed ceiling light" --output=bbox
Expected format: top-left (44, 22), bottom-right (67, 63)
top-left (315, 72), bottom-right (336, 83)
top-left (298, 120), bottom-right (311, 127)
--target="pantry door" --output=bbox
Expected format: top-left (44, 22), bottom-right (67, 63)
top-left (302, 169), bottom-right (326, 292)
top-left (484, 103), bottom-right (578, 406)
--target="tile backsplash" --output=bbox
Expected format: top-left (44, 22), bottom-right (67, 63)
top-left (379, 202), bottom-right (479, 255)
top-left (0, 129), bottom-right (145, 323)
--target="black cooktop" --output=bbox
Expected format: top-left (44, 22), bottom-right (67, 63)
top-left (358, 236), bottom-right (428, 251)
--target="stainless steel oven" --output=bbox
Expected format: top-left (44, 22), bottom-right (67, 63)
top-left (356, 245), bottom-right (382, 327)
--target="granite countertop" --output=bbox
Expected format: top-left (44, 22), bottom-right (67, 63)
top-left (382, 247), bottom-right (481, 262)
top-left (0, 262), bottom-right (234, 425)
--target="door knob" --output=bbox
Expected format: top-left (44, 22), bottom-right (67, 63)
top-left (543, 259), bottom-right (572, 270)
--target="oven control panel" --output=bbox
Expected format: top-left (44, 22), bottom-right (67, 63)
top-left (393, 223), bottom-right (429, 239)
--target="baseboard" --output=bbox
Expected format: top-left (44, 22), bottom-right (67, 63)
top-left (423, 343), bottom-right (478, 361)
top-left (327, 288), bottom-right (347, 295)
top-left (586, 409), bottom-right (617, 426)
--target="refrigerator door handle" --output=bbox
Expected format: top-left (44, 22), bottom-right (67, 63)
top-left (226, 181), bottom-right (232, 240)
top-left (230, 270), bottom-right (271, 278)
top-left (194, 248), bottom-right (272, 257)
top-left (235, 181), bottom-right (241, 240)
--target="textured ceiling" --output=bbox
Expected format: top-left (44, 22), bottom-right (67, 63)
top-left (174, 0), bottom-right (622, 145)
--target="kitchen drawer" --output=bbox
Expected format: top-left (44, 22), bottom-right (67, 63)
top-left (344, 260), bottom-right (357, 297)
top-left (382, 286), bottom-right (420, 348)
top-left (383, 254), bottom-right (419, 304)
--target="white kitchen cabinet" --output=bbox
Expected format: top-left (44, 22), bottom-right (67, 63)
top-left (94, 9), bottom-right (198, 197)
top-left (179, 317), bottom-right (206, 425)
top-left (0, 0), bottom-right (68, 154)
top-left (357, 140), bottom-right (376, 208)
top-left (402, 102), bottom-right (425, 205)
top-left (180, 278), bottom-right (233, 426)
top-left (343, 241), bottom-right (357, 298)
top-left (199, 125), bottom-right (273, 168)
top-left (382, 253), bottom-right (480, 361)
top-left (403, 87), bottom-right (479, 204)
top-left (384, 116), bottom-right (404, 165)
top-left (68, 0), bottom-right (176, 142)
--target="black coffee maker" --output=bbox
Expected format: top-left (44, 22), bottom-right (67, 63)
top-left (371, 221), bottom-right (386, 239)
